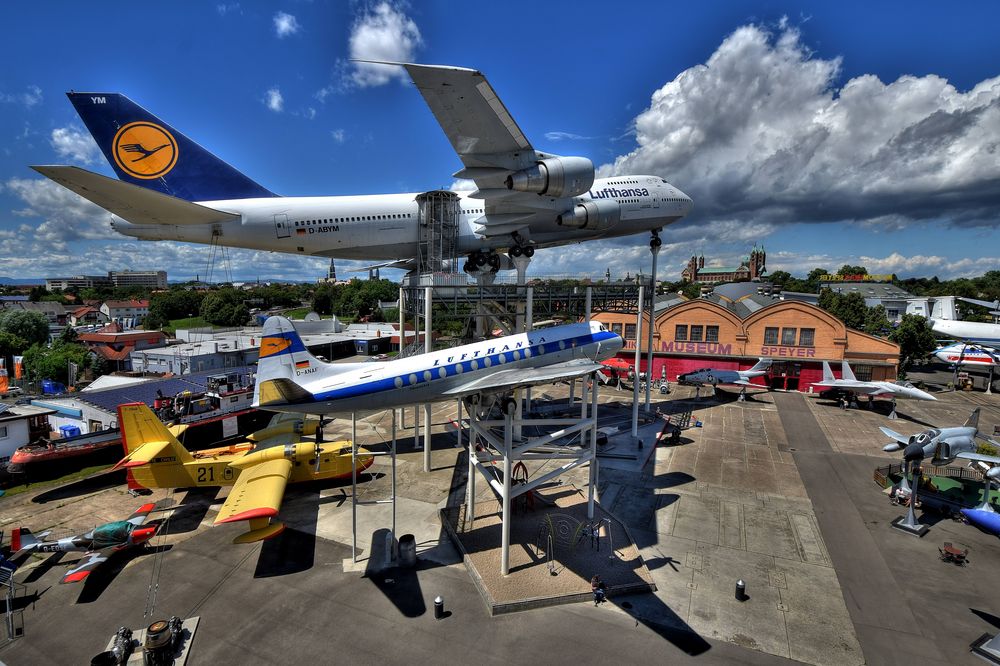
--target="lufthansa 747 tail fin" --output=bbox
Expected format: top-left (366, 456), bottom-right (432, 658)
top-left (67, 92), bottom-right (277, 202)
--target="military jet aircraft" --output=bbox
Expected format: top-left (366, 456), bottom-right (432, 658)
top-left (882, 408), bottom-right (1000, 517)
top-left (814, 360), bottom-right (935, 402)
top-left (10, 503), bottom-right (161, 584)
top-left (677, 359), bottom-right (771, 387)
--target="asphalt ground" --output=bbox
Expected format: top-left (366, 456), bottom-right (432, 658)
top-left (777, 390), bottom-right (1000, 665)
top-left (0, 491), bottom-right (796, 665)
top-left (3, 381), bottom-right (1000, 665)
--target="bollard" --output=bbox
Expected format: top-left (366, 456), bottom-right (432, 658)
top-left (735, 579), bottom-right (747, 602)
top-left (434, 595), bottom-right (444, 620)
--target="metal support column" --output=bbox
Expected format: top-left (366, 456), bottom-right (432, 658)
top-left (413, 406), bottom-right (420, 450)
top-left (391, 409), bottom-right (397, 540)
top-left (588, 371), bottom-right (599, 520)
top-left (351, 411), bottom-right (358, 562)
top-left (424, 286), bottom-right (432, 472)
top-left (632, 285), bottom-right (645, 437)
top-left (645, 243), bottom-right (660, 410)
top-left (501, 409), bottom-right (513, 576)
top-left (525, 286), bottom-right (533, 412)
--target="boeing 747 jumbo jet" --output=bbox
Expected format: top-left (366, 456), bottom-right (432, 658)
top-left (33, 64), bottom-right (692, 276)
top-left (253, 316), bottom-right (622, 415)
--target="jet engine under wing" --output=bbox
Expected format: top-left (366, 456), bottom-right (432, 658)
top-left (214, 458), bottom-right (292, 541)
top-left (31, 165), bottom-right (240, 226)
top-left (442, 360), bottom-right (604, 396)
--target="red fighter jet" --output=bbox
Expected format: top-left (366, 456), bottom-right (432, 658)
top-left (10, 503), bottom-right (162, 584)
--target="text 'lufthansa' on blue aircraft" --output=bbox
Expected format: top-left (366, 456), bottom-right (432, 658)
top-left (32, 64), bottom-right (692, 278)
top-left (252, 316), bottom-right (623, 416)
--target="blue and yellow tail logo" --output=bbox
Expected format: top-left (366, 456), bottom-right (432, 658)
top-left (113, 121), bottom-right (178, 179)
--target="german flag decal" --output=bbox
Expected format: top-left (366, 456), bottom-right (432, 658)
top-left (295, 360), bottom-right (310, 369)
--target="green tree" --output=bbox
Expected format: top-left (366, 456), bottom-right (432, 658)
top-left (200, 289), bottom-right (250, 326)
top-left (0, 330), bottom-right (29, 357)
top-left (767, 270), bottom-right (792, 286)
top-left (807, 267), bottom-right (830, 282)
top-left (22, 342), bottom-right (93, 385)
top-left (889, 314), bottom-right (937, 373)
top-left (58, 325), bottom-right (80, 345)
top-left (863, 305), bottom-right (891, 337)
top-left (0, 309), bottom-right (50, 346)
top-left (837, 265), bottom-right (868, 277)
top-left (818, 291), bottom-right (867, 330)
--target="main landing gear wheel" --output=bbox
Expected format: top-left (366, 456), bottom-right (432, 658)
top-left (509, 245), bottom-right (534, 258)
top-left (503, 397), bottom-right (518, 416)
top-left (523, 246), bottom-right (535, 257)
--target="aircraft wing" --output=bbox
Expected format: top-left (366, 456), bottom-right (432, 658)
top-left (392, 63), bottom-right (557, 237)
top-left (125, 502), bottom-right (158, 527)
top-left (401, 64), bottom-right (533, 166)
top-left (61, 548), bottom-right (113, 584)
top-left (214, 458), bottom-right (292, 531)
top-left (956, 451), bottom-right (1000, 465)
top-left (442, 360), bottom-right (603, 396)
top-left (31, 165), bottom-right (240, 226)
top-left (879, 427), bottom-right (909, 445)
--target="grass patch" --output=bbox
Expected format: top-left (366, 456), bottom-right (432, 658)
top-left (0, 463), bottom-right (113, 498)
top-left (281, 307), bottom-right (314, 320)
top-left (165, 316), bottom-right (212, 336)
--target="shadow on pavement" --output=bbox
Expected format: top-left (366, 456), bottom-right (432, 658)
top-left (75, 544), bottom-right (172, 604)
top-left (31, 468), bottom-right (125, 504)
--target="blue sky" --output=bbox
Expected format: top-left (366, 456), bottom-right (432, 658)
top-left (2, 1), bottom-right (1000, 283)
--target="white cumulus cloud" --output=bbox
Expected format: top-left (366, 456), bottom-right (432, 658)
top-left (601, 23), bottom-right (1000, 230)
top-left (348, 2), bottom-right (423, 88)
top-left (273, 11), bottom-right (301, 38)
top-left (264, 87), bottom-right (284, 112)
top-left (0, 85), bottom-right (42, 108)
top-left (50, 126), bottom-right (101, 164)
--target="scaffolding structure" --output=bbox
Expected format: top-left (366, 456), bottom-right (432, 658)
top-left (415, 190), bottom-right (460, 275)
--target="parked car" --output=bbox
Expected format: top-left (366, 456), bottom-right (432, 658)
top-left (1, 386), bottom-right (23, 399)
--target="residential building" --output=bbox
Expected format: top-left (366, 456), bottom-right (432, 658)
top-left (100, 299), bottom-right (150, 328)
top-left (45, 275), bottom-right (111, 291)
top-left (78, 323), bottom-right (167, 372)
top-left (68, 306), bottom-right (107, 327)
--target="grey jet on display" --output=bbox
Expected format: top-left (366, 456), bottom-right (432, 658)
top-left (677, 358), bottom-right (772, 387)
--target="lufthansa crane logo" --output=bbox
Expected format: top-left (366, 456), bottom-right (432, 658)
top-left (112, 121), bottom-right (178, 179)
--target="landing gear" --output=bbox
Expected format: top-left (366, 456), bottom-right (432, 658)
top-left (650, 233), bottom-right (662, 249)
top-left (463, 250), bottom-right (501, 275)
top-left (509, 244), bottom-right (534, 258)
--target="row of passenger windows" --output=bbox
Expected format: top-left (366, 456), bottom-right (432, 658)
top-left (294, 213), bottom-right (412, 226)
top-left (609, 180), bottom-right (640, 185)
top-left (390, 344), bottom-right (560, 387)
top-left (676, 325), bottom-right (720, 343)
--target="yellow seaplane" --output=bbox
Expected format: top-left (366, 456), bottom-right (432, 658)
top-left (114, 402), bottom-right (374, 543)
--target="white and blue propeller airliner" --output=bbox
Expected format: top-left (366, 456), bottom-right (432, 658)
top-left (253, 316), bottom-right (622, 415)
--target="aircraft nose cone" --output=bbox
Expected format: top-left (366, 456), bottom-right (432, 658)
top-left (675, 187), bottom-right (694, 215)
top-left (903, 443), bottom-right (925, 462)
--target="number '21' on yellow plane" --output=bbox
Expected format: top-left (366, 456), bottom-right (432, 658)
top-left (114, 402), bottom-right (373, 543)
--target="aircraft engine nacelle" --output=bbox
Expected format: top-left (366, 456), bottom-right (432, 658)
top-left (506, 157), bottom-right (595, 198)
top-left (556, 198), bottom-right (621, 231)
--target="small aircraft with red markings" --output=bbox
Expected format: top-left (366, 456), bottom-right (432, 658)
top-left (10, 503), bottom-right (162, 584)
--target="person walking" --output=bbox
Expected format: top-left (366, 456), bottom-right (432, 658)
top-left (591, 574), bottom-right (606, 605)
